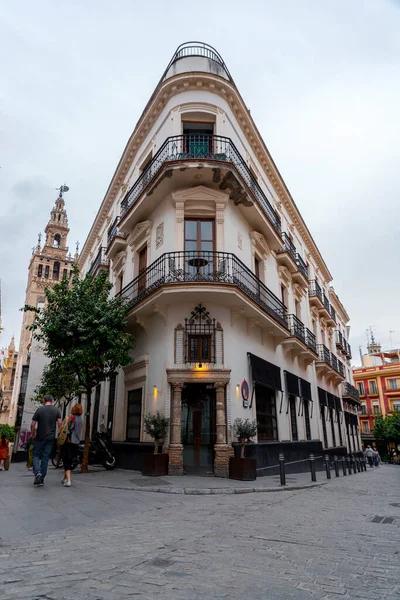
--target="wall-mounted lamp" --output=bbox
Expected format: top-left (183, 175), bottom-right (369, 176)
top-left (236, 384), bottom-right (240, 398)
top-left (153, 385), bottom-right (158, 400)
top-left (198, 362), bottom-right (203, 369)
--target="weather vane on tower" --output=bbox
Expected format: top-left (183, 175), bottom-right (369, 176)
top-left (55, 184), bottom-right (70, 198)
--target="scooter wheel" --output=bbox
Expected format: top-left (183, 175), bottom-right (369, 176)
top-left (103, 454), bottom-right (117, 470)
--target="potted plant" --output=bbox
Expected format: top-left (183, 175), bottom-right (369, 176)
top-left (141, 411), bottom-right (170, 476)
top-left (229, 418), bottom-right (257, 481)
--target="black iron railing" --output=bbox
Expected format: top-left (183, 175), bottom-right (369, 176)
top-left (330, 305), bottom-right (336, 323)
top-left (119, 135), bottom-right (281, 234)
top-left (336, 330), bottom-right (344, 348)
top-left (338, 361), bottom-right (345, 377)
top-left (287, 315), bottom-right (317, 354)
top-left (296, 254), bottom-right (308, 278)
top-left (345, 340), bottom-right (352, 359)
top-left (88, 247), bottom-right (109, 276)
top-left (118, 251), bottom-right (288, 328)
top-left (323, 293), bottom-right (330, 314)
top-left (309, 280), bottom-right (323, 303)
top-left (331, 354), bottom-right (339, 372)
top-left (107, 216), bottom-right (128, 245)
top-left (317, 344), bottom-right (331, 365)
top-left (277, 232), bottom-right (297, 261)
top-left (342, 382), bottom-right (360, 403)
top-left (161, 42), bottom-right (234, 83)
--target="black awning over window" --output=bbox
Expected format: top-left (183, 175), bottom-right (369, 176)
top-left (248, 353), bottom-right (282, 391)
top-left (335, 396), bottom-right (343, 412)
top-left (318, 387), bottom-right (327, 407)
top-left (327, 392), bottom-right (335, 409)
top-left (285, 371), bottom-right (299, 397)
top-left (300, 378), bottom-right (312, 402)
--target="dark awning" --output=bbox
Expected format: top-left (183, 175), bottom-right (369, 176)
top-left (285, 371), bottom-right (299, 396)
top-left (300, 378), bottom-right (312, 402)
top-left (318, 387), bottom-right (327, 406)
top-left (335, 396), bottom-right (343, 412)
top-left (248, 353), bottom-right (282, 391)
top-left (327, 392), bottom-right (335, 409)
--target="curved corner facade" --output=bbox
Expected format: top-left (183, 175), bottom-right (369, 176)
top-left (80, 43), bottom-right (361, 475)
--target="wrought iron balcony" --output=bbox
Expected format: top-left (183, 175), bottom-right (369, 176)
top-left (338, 360), bottom-right (345, 378)
top-left (309, 280), bottom-right (323, 303)
top-left (295, 254), bottom-right (308, 279)
top-left (329, 305), bottom-right (336, 323)
top-left (336, 330), bottom-right (344, 348)
top-left (118, 251), bottom-right (288, 328)
top-left (277, 232), bottom-right (297, 261)
top-left (107, 216), bottom-right (128, 245)
top-left (163, 42), bottom-right (234, 82)
top-left (88, 247), bottom-right (109, 276)
top-left (323, 293), bottom-right (330, 314)
top-left (331, 354), bottom-right (339, 372)
top-left (342, 382), bottom-right (361, 404)
top-left (286, 314), bottom-right (317, 354)
top-left (119, 135), bottom-right (281, 235)
top-left (317, 344), bottom-right (332, 366)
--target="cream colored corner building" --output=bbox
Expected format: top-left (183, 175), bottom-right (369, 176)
top-left (79, 43), bottom-right (361, 476)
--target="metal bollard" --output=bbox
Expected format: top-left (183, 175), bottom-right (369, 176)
top-left (363, 457), bottom-right (367, 471)
top-left (341, 457), bottom-right (347, 476)
top-left (334, 455), bottom-right (340, 477)
top-left (309, 453), bottom-right (317, 482)
top-left (356, 458), bottom-right (361, 473)
top-left (324, 454), bottom-right (331, 479)
top-left (279, 453), bottom-right (286, 486)
top-left (347, 458), bottom-right (352, 474)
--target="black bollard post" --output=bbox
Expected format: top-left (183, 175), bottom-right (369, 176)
top-left (334, 455), bottom-right (340, 477)
top-left (347, 458), bottom-right (352, 474)
top-left (310, 453), bottom-right (317, 482)
top-left (356, 458), bottom-right (361, 473)
top-left (279, 453), bottom-right (286, 486)
top-left (363, 457), bottom-right (367, 471)
top-left (341, 457), bottom-right (347, 476)
top-left (324, 454), bottom-right (331, 479)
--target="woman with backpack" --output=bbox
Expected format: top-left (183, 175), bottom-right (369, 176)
top-left (60, 403), bottom-right (83, 487)
top-left (0, 434), bottom-right (10, 471)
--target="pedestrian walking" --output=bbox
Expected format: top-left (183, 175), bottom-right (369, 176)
top-left (364, 444), bottom-right (374, 467)
top-left (31, 395), bottom-right (62, 486)
top-left (0, 434), bottom-right (10, 471)
top-left (25, 437), bottom-right (33, 469)
top-left (60, 403), bottom-right (83, 487)
top-left (373, 449), bottom-right (380, 467)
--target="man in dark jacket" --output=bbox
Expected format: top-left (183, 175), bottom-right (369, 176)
top-left (31, 395), bottom-right (62, 486)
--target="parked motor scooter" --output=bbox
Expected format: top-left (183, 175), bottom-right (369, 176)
top-left (52, 430), bottom-right (116, 470)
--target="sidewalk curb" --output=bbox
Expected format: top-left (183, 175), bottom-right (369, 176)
top-left (85, 481), bottom-right (328, 495)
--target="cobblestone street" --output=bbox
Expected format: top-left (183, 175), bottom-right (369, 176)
top-left (0, 464), bottom-right (399, 599)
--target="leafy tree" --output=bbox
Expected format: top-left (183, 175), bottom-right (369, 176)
top-left (33, 358), bottom-right (83, 413)
top-left (386, 409), bottom-right (400, 445)
top-left (24, 266), bottom-right (134, 472)
top-left (233, 418), bottom-right (257, 458)
top-left (144, 411), bottom-right (170, 454)
top-left (373, 415), bottom-right (389, 446)
top-left (0, 424), bottom-right (15, 442)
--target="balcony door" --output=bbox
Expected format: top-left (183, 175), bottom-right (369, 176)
top-left (182, 122), bottom-right (214, 156)
top-left (138, 246), bottom-right (147, 294)
top-left (184, 219), bottom-right (215, 279)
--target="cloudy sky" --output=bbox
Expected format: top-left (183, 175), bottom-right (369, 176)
top-left (1, 0), bottom-right (399, 364)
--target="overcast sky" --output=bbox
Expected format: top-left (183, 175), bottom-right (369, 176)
top-left (1, 0), bottom-right (399, 365)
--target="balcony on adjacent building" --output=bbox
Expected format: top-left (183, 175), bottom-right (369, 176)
top-left (276, 233), bottom-right (297, 272)
top-left (308, 280), bottom-right (324, 309)
top-left (118, 135), bottom-right (283, 249)
top-left (118, 250), bottom-right (290, 338)
top-left (106, 216), bottom-right (128, 259)
top-left (88, 247), bottom-right (109, 277)
top-left (292, 253), bottom-right (309, 288)
top-left (281, 314), bottom-right (318, 366)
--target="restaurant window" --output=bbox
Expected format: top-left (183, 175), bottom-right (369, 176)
top-left (289, 396), bottom-right (298, 441)
top-left (256, 386), bottom-right (278, 441)
top-left (126, 388), bottom-right (143, 441)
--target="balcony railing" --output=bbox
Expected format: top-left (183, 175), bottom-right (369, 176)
top-left (119, 135), bottom-right (281, 234)
top-left (88, 247), bottom-right (109, 276)
top-left (331, 354), bottom-right (339, 372)
top-left (323, 293), bottom-right (330, 314)
top-left (306, 328), bottom-right (317, 354)
top-left (277, 232), bottom-right (297, 261)
top-left (342, 382), bottom-right (361, 403)
top-left (317, 344), bottom-right (331, 365)
top-left (330, 305), bottom-right (336, 323)
top-left (118, 251), bottom-right (288, 328)
top-left (309, 280), bottom-right (323, 303)
top-left (161, 42), bottom-right (234, 83)
top-left (336, 330), bottom-right (344, 348)
top-left (338, 360), bottom-right (345, 377)
top-left (286, 315), bottom-right (317, 354)
top-left (296, 254), bottom-right (308, 279)
top-left (107, 216), bottom-right (128, 245)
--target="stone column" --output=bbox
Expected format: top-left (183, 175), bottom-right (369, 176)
top-left (168, 382), bottom-right (184, 475)
top-left (213, 381), bottom-right (233, 478)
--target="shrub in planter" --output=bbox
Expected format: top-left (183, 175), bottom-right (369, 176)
top-left (141, 411), bottom-right (170, 476)
top-left (229, 418), bottom-right (258, 481)
top-left (0, 424), bottom-right (15, 442)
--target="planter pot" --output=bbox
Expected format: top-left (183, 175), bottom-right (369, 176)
top-left (229, 457), bottom-right (257, 481)
top-left (141, 453), bottom-right (169, 477)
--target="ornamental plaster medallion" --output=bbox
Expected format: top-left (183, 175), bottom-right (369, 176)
top-left (237, 231), bottom-right (243, 250)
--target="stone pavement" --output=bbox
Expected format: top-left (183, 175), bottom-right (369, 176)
top-left (0, 464), bottom-right (399, 599)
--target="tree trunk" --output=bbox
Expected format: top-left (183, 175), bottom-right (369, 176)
top-left (81, 387), bottom-right (92, 473)
top-left (240, 441), bottom-right (245, 459)
top-left (154, 439), bottom-right (158, 455)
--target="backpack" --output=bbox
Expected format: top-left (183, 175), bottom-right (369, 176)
top-left (58, 418), bottom-right (70, 446)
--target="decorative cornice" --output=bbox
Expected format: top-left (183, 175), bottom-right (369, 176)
top-left (79, 71), bottom-right (333, 283)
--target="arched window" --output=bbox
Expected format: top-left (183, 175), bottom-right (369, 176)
top-left (53, 233), bottom-right (61, 248)
top-left (37, 264), bottom-right (43, 277)
top-left (44, 265), bottom-right (50, 279)
top-left (53, 261), bottom-right (60, 280)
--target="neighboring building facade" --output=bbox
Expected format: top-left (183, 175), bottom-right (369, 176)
top-left (11, 191), bottom-right (75, 454)
top-left (0, 337), bottom-right (18, 425)
top-left (79, 42), bottom-right (360, 476)
top-left (353, 339), bottom-right (400, 447)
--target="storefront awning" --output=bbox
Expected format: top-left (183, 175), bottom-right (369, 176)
top-left (248, 353), bottom-right (282, 391)
top-left (285, 371), bottom-right (299, 397)
top-left (300, 378), bottom-right (312, 402)
top-left (318, 387), bottom-right (327, 407)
